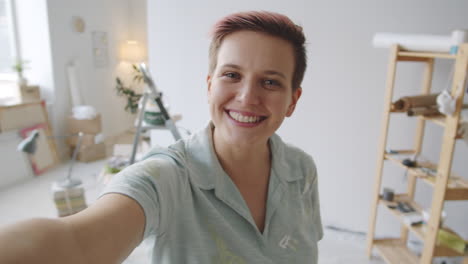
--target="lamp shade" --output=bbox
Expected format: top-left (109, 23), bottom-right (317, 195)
top-left (17, 130), bottom-right (83, 188)
top-left (17, 130), bottom-right (40, 154)
top-left (120, 40), bottom-right (145, 62)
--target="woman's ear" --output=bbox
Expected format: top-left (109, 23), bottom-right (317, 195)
top-left (207, 75), bottom-right (212, 90)
top-left (206, 75), bottom-right (212, 103)
top-left (286, 87), bottom-right (302, 117)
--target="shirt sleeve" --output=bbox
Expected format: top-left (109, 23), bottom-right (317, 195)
top-left (99, 158), bottom-right (169, 239)
top-left (310, 165), bottom-right (323, 241)
top-left (303, 154), bottom-right (323, 242)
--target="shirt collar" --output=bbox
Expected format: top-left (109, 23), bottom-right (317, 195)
top-left (185, 122), bottom-right (304, 190)
top-left (185, 122), bottom-right (221, 190)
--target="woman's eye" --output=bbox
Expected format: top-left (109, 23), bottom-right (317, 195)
top-left (264, 79), bottom-right (281, 88)
top-left (223, 72), bottom-right (239, 79)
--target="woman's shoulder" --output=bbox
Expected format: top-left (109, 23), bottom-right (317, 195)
top-left (271, 134), bottom-right (317, 171)
top-left (142, 124), bottom-right (210, 165)
top-left (138, 125), bottom-right (210, 177)
top-left (143, 140), bottom-right (188, 167)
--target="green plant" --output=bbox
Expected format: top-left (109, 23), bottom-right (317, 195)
top-left (115, 64), bottom-right (144, 114)
top-left (131, 64), bottom-right (144, 82)
top-left (12, 60), bottom-right (29, 77)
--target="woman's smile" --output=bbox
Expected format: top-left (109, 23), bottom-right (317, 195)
top-left (225, 109), bottom-right (268, 127)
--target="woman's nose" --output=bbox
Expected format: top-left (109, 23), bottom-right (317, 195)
top-left (236, 80), bottom-right (260, 105)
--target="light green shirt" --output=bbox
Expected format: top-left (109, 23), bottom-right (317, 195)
top-left (101, 123), bottom-right (323, 263)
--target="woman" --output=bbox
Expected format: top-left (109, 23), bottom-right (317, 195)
top-left (0, 11), bottom-right (322, 264)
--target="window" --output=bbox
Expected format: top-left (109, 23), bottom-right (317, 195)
top-left (0, 0), bottom-right (18, 79)
top-left (0, 0), bottom-right (19, 99)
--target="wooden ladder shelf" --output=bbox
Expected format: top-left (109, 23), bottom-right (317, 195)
top-left (366, 44), bottom-right (468, 264)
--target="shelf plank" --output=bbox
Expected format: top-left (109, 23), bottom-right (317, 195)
top-left (385, 149), bottom-right (416, 155)
top-left (379, 194), bottom-right (425, 240)
top-left (423, 176), bottom-right (468, 201)
top-left (421, 115), bottom-right (465, 138)
top-left (384, 150), bottom-right (416, 170)
top-left (434, 244), bottom-right (468, 258)
top-left (380, 195), bottom-right (468, 257)
top-left (374, 239), bottom-right (419, 264)
top-left (389, 113), bottom-right (464, 138)
top-left (398, 51), bottom-right (457, 60)
top-left (421, 115), bottom-right (446, 127)
top-left (419, 115), bottom-right (463, 139)
top-left (384, 152), bottom-right (468, 200)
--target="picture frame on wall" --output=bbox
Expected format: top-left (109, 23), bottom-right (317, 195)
top-left (92, 31), bottom-right (109, 68)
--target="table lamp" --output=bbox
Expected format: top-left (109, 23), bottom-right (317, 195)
top-left (120, 40), bottom-right (146, 63)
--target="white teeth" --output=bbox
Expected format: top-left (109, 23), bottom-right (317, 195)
top-left (228, 111), bottom-right (261, 123)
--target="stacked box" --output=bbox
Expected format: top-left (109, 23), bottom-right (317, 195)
top-left (20, 85), bottom-right (41, 102)
top-left (67, 114), bottom-right (102, 134)
top-left (74, 143), bottom-right (106, 162)
top-left (66, 133), bottom-right (98, 146)
top-left (51, 181), bottom-right (87, 217)
top-left (67, 114), bottom-right (106, 162)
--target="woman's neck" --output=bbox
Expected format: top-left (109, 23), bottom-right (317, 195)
top-left (212, 128), bottom-right (271, 181)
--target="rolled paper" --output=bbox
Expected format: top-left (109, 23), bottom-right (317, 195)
top-left (67, 63), bottom-right (83, 107)
top-left (451, 30), bottom-right (468, 45)
top-left (373, 30), bottom-right (468, 53)
top-left (391, 94), bottom-right (439, 112)
top-left (407, 106), bottom-right (440, 116)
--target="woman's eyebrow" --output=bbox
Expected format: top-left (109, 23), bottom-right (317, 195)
top-left (219, 63), bottom-right (241, 70)
top-left (264, 70), bottom-right (286, 80)
top-left (219, 64), bottom-right (287, 80)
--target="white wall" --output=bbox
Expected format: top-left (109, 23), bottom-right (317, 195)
top-left (15, 0), bottom-right (148, 157)
top-left (128, 0), bottom-right (148, 58)
top-left (15, 0), bottom-right (147, 158)
top-left (147, 0), bottom-right (468, 237)
top-left (45, 0), bottom-right (139, 157)
top-left (3, 0), bottom-right (146, 186)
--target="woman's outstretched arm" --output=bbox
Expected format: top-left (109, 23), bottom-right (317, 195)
top-left (0, 193), bottom-right (145, 264)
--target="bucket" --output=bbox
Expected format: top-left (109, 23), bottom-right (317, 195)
top-left (141, 98), bottom-right (168, 126)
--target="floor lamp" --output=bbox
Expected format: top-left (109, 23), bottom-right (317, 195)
top-left (17, 130), bottom-right (87, 217)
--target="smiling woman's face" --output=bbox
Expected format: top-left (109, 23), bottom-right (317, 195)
top-left (207, 30), bottom-right (302, 147)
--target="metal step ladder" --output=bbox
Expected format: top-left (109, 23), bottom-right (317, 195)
top-left (129, 63), bottom-right (182, 165)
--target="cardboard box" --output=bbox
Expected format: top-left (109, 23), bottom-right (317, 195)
top-left (20, 85), bottom-right (41, 101)
top-left (73, 142), bottom-right (107, 162)
top-left (67, 114), bottom-right (102, 134)
top-left (0, 100), bottom-right (47, 132)
top-left (66, 133), bottom-right (98, 147)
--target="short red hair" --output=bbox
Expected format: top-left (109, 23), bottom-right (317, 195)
top-left (209, 11), bottom-right (307, 90)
